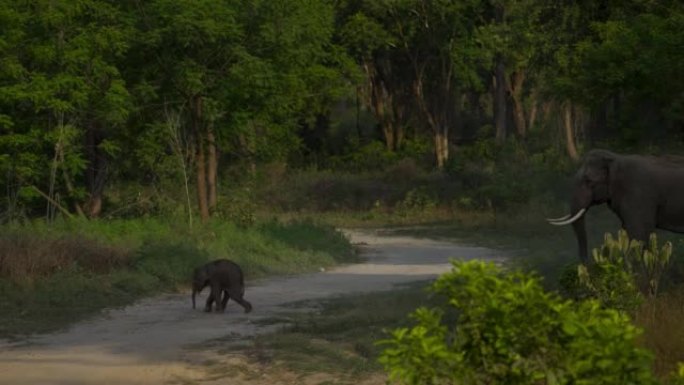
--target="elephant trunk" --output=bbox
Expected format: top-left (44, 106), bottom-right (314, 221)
top-left (570, 187), bottom-right (591, 263)
top-left (192, 288), bottom-right (197, 309)
top-left (572, 215), bottom-right (588, 263)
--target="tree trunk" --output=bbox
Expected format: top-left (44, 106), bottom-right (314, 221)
top-left (564, 102), bottom-right (580, 161)
top-left (528, 90), bottom-right (539, 131)
top-left (395, 123), bottom-right (404, 150)
top-left (84, 121), bottom-right (106, 218)
top-left (508, 71), bottom-right (526, 138)
top-left (57, 142), bottom-right (85, 218)
top-left (376, 86), bottom-right (396, 151)
top-left (365, 61), bottom-right (400, 151)
top-left (382, 121), bottom-right (396, 151)
top-left (195, 138), bottom-right (209, 222)
top-left (434, 127), bottom-right (449, 169)
top-left (193, 96), bottom-right (210, 222)
top-left (206, 126), bottom-right (218, 212)
top-left (493, 60), bottom-right (507, 144)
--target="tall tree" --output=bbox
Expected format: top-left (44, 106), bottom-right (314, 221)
top-left (338, 5), bottom-right (410, 151)
top-left (0, 0), bottom-right (132, 218)
top-left (136, 0), bottom-right (241, 222)
top-left (340, 0), bottom-right (482, 168)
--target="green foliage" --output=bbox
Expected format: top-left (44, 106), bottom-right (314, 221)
top-left (395, 188), bottom-right (437, 217)
top-left (444, 139), bottom-right (567, 212)
top-left (328, 140), bottom-right (400, 172)
top-left (213, 187), bottom-right (258, 228)
top-left (2, 0), bottom-right (684, 222)
top-left (379, 260), bottom-right (657, 385)
top-left (132, 242), bottom-right (209, 285)
top-left (577, 230), bottom-right (673, 311)
top-left (673, 364), bottom-right (684, 385)
top-left (258, 219), bottom-right (356, 264)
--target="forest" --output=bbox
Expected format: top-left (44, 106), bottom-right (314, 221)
top-left (1, 0), bottom-right (684, 384)
top-left (1, 0), bottom-right (683, 221)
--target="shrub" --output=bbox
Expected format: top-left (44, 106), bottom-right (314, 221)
top-left (132, 241), bottom-right (209, 285)
top-left (258, 219), bottom-right (356, 263)
top-left (379, 260), bottom-right (657, 385)
top-left (0, 232), bottom-right (130, 281)
top-left (574, 230), bottom-right (673, 312)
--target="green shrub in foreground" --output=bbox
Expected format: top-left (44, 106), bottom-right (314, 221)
top-left (379, 260), bottom-right (657, 385)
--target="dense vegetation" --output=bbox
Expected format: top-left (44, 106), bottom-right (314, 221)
top-left (379, 260), bottom-right (673, 385)
top-left (1, 0), bottom-right (682, 222)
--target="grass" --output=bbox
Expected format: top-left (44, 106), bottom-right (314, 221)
top-left (220, 281), bottom-right (434, 381)
top-left (635, 287), bottom-right (684, 378)
top-left (0, 218), bottom-right (357, 338)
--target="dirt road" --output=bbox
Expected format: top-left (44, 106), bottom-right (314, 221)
top-left (0, 229), bottom-right (504, 385)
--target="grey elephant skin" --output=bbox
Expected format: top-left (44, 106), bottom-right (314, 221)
top-left (548, 149), bottom-right (684, 263)
top-left (192, 259), bottom-right (253, 313)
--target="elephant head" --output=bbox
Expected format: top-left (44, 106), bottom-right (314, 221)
top-left (191, 266), bottom-right (209, 309)
top-left (547, 150), bottom-right (616, 262)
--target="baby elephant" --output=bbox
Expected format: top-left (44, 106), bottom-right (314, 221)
top-left (192, 259), bottom-right (253, 314)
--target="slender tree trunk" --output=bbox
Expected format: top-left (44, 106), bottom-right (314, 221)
top-left (56, 139), bottom-right (85, 218)
top-left (494, 60), bottom-right (507, 144)
top-left (508, 71), bottom-right (526, 138)
top-left (195, 138), bottom-right (209, 222)
top-left (356, 86), bottom-right (362, 141)
top-left (395, 124), bottom-right (404, 150)
top-left (434, 127), bottom-right (449, 169)
top-left (165, 108), bottom-right (193, 229)
top-left (564, 102), bottom-right (580, 161)
top-left (84, 120), bottom-right (106, 218)
top-left (528, 90), bottom-right (539, 131)
top-left (375, 84), bottom-right (396, 151)
top-left (206, 126), bottom-right (218, 212)
top-left (193, 96), bottom-right (210, 222)
top-left (364, 61), bottom-right (400, 151)
top-left (382, 122), bottom-right (396, 151)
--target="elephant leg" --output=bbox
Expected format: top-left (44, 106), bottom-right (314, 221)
top-left (210, 282), bottom-right (224, 313)
top-left (204, 291), bottom-right (215, 313)
top-left (621, 213), bottom-right (654, 244)
top-left (220, 290), bottom-right (230, 312)
top-left (228, 289), bottom-right (253, 313)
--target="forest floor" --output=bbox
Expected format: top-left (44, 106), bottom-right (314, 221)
top-left (0, 229), bottom-right (506, 385)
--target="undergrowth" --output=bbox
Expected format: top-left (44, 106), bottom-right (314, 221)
top-left (0, 218), bottom-right (356, 337)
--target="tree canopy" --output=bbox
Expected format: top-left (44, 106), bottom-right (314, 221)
top-left (1, 0), bottom-right (682, 220)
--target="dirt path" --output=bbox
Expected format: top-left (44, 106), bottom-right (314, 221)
top-left (0, 229), bottom-right (505, 385)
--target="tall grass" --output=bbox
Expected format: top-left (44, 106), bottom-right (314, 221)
top-left (635, 288), bottom-right (684, 378)
top-left (0, 218), bottom-right (356, 337)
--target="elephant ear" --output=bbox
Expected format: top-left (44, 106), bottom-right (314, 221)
top-left (584, 150), bottom-right (616, 182)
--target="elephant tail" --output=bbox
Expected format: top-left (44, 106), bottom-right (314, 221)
top-left (192, 288), bottom-right (197, 309)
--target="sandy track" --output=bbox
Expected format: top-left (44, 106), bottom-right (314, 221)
top-left (0, 229), bottom-right (504, 385)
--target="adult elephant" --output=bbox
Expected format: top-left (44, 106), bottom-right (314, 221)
top-left (547, 149), bottom-right (684, 263)
top-left (192, 259), bottom-right (253, 313)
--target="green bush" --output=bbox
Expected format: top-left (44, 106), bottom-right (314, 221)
top-left (379, 260), bottom-right (657, 385)
top-left (328, 140), bottom-right (399, 172)
top-left (574, 230), bottom-right (673, 312)
top-left (258, 219), bottom-right (356, 263)
top-left (132, 242), bottom-right (210, 285)
top-left (672, 364), bottom-right (684, 385)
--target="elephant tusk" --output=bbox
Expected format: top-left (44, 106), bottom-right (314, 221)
top-left (546, 214), bottom-right (572, 222)
top-left (548, 208), bottom-right (586, 226)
